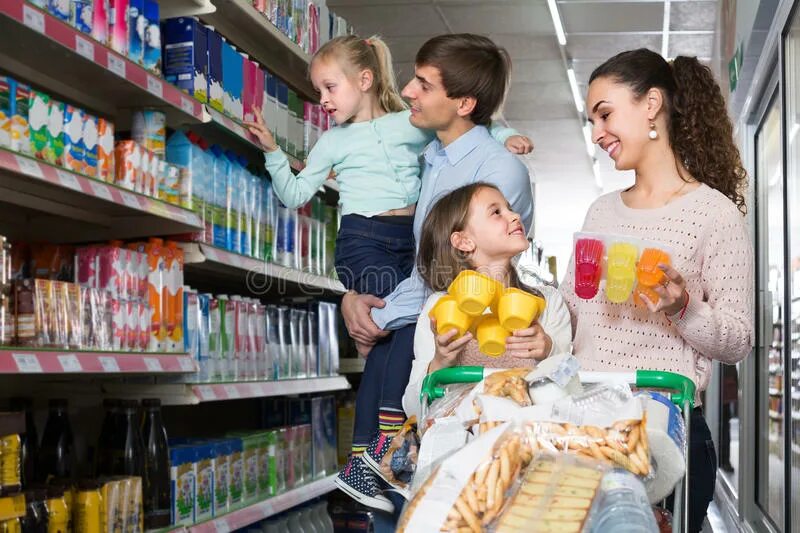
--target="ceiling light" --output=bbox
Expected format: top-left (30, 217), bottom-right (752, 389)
top-left (583, 124), bottom-right (595, 157)
top-left (592, 159), bottom-right (603, 189)
top-left (546, 0), bottom-right (567, 46)
top-left (567, 67), bottom-right (584, 113)
top-left (790, 123), bottom-right (800, 145)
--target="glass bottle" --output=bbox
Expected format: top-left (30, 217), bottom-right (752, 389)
top-left (38, 399), bottom-right (74, 482)
top-left (140, 399), bottom-right (170, 529)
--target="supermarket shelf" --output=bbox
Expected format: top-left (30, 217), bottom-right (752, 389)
top-left (339, 358), bottom-right (366, 374)
top-left (160, 0), bottom-right (216, 18)
top-left (0, 349), bottom-right (197, 374)
top-left (181, 243), bottom-right (346, 296)
top-left (201, 0), bottom-right (316, 100)
top-left (769, 388), bottom-right (782, 396)
top-left (0, 148), bottom-right (203, 242)
top-left (189, 376), bottom-right (349, 402)
top-left (188, 474), bottom-right (336, 532)
top-left (769, 410), bottom-right (782, 420)
top-left (0, 1), bottom-right (205, 126)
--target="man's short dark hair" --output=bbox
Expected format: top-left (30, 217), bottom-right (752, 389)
top-left (415, 34), bottom-right (511, 126)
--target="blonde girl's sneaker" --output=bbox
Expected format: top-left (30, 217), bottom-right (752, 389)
top-left (334, 454), bottom-right (395, 513)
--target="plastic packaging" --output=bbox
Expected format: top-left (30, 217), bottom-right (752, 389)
top-left (589, 469), bottom-right (658, 533)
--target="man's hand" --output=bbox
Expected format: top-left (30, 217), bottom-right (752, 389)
top-left (341, 291), bottom-right (389, 345)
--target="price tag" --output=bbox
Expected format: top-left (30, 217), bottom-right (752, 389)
top-left (58, 354), bottom-right (82, 372)
top-left (99, 356), bottom-right (120, 373)
top-left (15, 155), bottom-right (44, 178)
top-left (196, 385), bottom-right (216, 401)
top-left (75, 35), bottom-right (94, 62)
top-left (56, 169), bottom-right (82, 191)
top-left (178, 357), bottom-right (196, 372)
top-left (180, 97), bottom-right (195, 116)
top-left (144, 357), bottom-right (163, 372)
top-left (248, 383), bottom-right (262, 397)
top-left (13, 353), bottom-right (42, 373)
top-left (22, 5), bottom-right (45, 33)
top-left (120, 191), bottom-right (142, 210)
top-left (213, 520), bottom-right (231, 533)
top-left (90, 181), bottom-right (114, 202)
top-left (223, 385), bottom-right (240, 399)
top-left (107, 52), bottom-right (126, 78)
top-left (146, 76), bottom-right (163, 98)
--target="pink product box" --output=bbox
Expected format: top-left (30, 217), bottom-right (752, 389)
top-left (110, 0), bottom-right (129, 55)
top-left (126, 298), bottom-right (138, 350)
top-left (111, 296), bottom-right (127, 350)
top-left (76, 246), bottom-right (99, 288)
top-left (242, 59), bottom-right (258, 122)
top-left (97, 246), bottom-right (130, 298)
top-left (139, 299), bottom-right (149, 351)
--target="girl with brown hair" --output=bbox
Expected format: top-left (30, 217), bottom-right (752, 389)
top-left (563, 48), bottom-right (753, 531)
top-left (402, 182), bottom-right (572, 420)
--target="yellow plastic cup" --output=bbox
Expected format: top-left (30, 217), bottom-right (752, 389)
top-left (497, 288), bottom-right (546, 331)
top-left (637, 248), bottom-right (671, 287)
top-left (605, 242), bottom-right (639, 303)
top-left (428, 295), bottom-right (473, 338)
top-left (448, 270), bottom-right (504, 316)
top-left (474, 315), bottom-right (510, 357)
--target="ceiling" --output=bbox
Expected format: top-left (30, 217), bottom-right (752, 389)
top-left (326, 0), bottom-right (720, 276)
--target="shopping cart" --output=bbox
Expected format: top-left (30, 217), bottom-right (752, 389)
top-left (419, 366), bottom-right (695, 533)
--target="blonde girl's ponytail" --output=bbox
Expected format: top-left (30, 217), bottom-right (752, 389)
top-left (364, 36), bottom-right (407, 113)
top-left (312, 34), bottom-right (407, 113)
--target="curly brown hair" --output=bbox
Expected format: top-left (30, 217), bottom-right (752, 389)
top-left (589, 49), bottom-right (747, 214)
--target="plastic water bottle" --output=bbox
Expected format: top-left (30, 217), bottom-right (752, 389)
top-left (287, 510), bottom-right (306, 533)
top-left (313, 500), bottom-right (334, 533)
top-left (590, 470), bottom-right (659, 533)
top-left (298, 506), bottom-right (319, 533)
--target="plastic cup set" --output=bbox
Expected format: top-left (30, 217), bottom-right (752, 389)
top-left (429, 270), bottom-right (546, 357)
top-left (573, 232), bottom-right (675, 306)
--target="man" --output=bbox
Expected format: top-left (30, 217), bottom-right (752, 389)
top-left (334, 33), bottom-right (534, 512)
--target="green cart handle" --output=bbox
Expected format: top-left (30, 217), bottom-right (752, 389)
top-left (636, 370), bottom-right (696, 409)
top-left (420, 366), bottom-right (485, 405)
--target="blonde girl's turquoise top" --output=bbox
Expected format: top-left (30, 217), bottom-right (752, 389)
top-left (263, 109), bottom-right (517, 214)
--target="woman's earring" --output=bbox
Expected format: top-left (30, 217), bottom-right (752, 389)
top-left (648, 122), bottom-right (658, 140)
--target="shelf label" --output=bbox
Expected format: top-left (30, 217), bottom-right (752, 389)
top-left (178, 357), bottom-right (196, 372)
top-left (146, 76), bottom-right (163, 98)
top-left (75, 35), bottom-right (95, 62)
top-left (58, 354), bottom-right (82, 372)
top-left (15, 155), bottom-right (44, 178)
top-left (144, 357), bottom-right (163, 372)
top-left (213, 520), bottom-right (231, 533)
top-left (99, 356), bottom-right (120, 372)
top-left (223, 385), bottom-right (240, 399)
top-left (90, 181), bottom-right (114, 202)
top-left (107, 52), bottom-right (126, 78)
top-left (12, 353), bottom-right (42, 373)
top-left (196, 385), bottom-right (215, 401)
top-left (22, 5), bottom-right (45, 34)
top-left (56, 169), bottom-right (82, 191)
top-left (180, 97), bottom-right (195, 116)
top-left (119, 191), bottom-right (142, 210)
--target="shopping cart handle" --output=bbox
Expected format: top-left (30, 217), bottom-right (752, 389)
top-left (636, 370), bottom-right (696, 409)
top-left (420, 366), bottom-right (485, 404)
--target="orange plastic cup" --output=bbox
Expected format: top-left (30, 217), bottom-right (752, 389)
top-left (428, 295), bottom-right (473, 338)
top-left (474, 315), bottom-right (510, 357)
top-left (637, 248), bottom-right (671, 287)
top-left (498, 288), bottom-right (546, 331)
top-left (448, 270), bottom-right (504, 316)
top-left (633, 284), bottom-right (661, 307)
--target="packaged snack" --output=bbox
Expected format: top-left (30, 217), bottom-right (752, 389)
top-left (376, 416), bottom-right (418, 493)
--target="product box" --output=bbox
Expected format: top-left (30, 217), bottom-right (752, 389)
top-left (91, 0), bottom-right (109, 44)
top-left (285, 90), bottom-right (297, 157)
top-left (221, 41), bottom-right (243, 119)
top-left (311, 395), bottom-right (337, 478)
top-left (109, 0), bottom-right (129, 55)
top-left (7, 80), bottom-right (31, 155)
top-left (48, 0), bottom-right (71, 22)
top-left (263, 70), bottom-right (277, 136)
top-left (242, 58), bottom-right (258, 122)
top-left (162, 18), bottom-right (208, 102)
top-left (28, 90), bottom-right (50, 162)
top-left (47, 99), bottom-right (65, 166)
top-left (142, 0), bottom-right (161, 73)
top-left (253, 68), bottom-right (265, 122)
top-left (132, 109), bottom-right (166, 156)
top-left (97, 118), bottom-right (114, 182)
top-left (206, 27), bottom-right (224, 113)
top-left (275, 80), bottom-right (288, 150)
top-left (63, 105), bottom-right (85, 173)
top-left (169, 446), bottom-right (196, 526)
top-left (83, 114), bottom-right (99, 178)
top-left (114, 141), bottom-right (141, 191)
top-left (128, 0), bottom-right (145, 65)
top-left (71, 0), bottom-right (93, 33)
top-left (0, 76), bottom-right (12, 149)
top-left (291, 92), bottom-right (304, 159)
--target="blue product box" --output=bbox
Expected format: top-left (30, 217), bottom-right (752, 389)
top-left (48, 0), bottom-right (71, 22)
top-left (162, 18), bottom-right (209, 102)
top-left (221, 40), bottom-right (243, 119)
top-left (143, 0), bottom-right (161, 74)
top-left (206, 27), bottom-right (223, 113)
top-left (127, 0), bottom-right (145, 64)
top-left (71, 0), bottom-right (93, 33)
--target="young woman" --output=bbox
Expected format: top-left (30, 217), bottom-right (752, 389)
top-left (563, 48), bottom-right (753, 532)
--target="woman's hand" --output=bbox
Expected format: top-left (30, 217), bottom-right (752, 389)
top-left (639, 263), bottom-right (689, 317)
top-left (504, 135), bottom-right (534, 155)
top-left (429, 318), bottom-right (473, 372)
top-left (505, 322), bottom-right (551, 360)
top-left (243, 105), bottom-right (279, 152)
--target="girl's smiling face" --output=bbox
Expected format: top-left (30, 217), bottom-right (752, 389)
top-left (454, 186), bottom-right (529, 264)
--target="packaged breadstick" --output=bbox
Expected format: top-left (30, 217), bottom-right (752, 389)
top-left (398, 423), bottom-right (529, 533)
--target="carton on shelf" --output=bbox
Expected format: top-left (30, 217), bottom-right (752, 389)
top-left (48, 0), bottom-right (71, 22)
top-left (63, 105), bottom-right (85, 174)
top-left (110, 0), bottom-right (129, 56)
top-left (82, 114), bottom-right (99, 178)
top-left (91, 0), bottom-right (109, 44)
top-left (71, 0), bottom-right (93, 34)
top-left (128, 0), bottom-right (145, 65)
top-left (47, 99), bottom-right (66, 166)
top-left (221, 41), bottom-right (243, 119)
top-left (97, 118), bottom-right (114, 182)
top-left (206, 27), bottom-right (224, 113)
top-left (162, 18), bottom-right (208, 103)
top-left (10, 80), bottom-right (31, 156)
top-left (142, 0), bottom-right (161, 74)
top-left (29, 90), bottom-right (50, 162)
